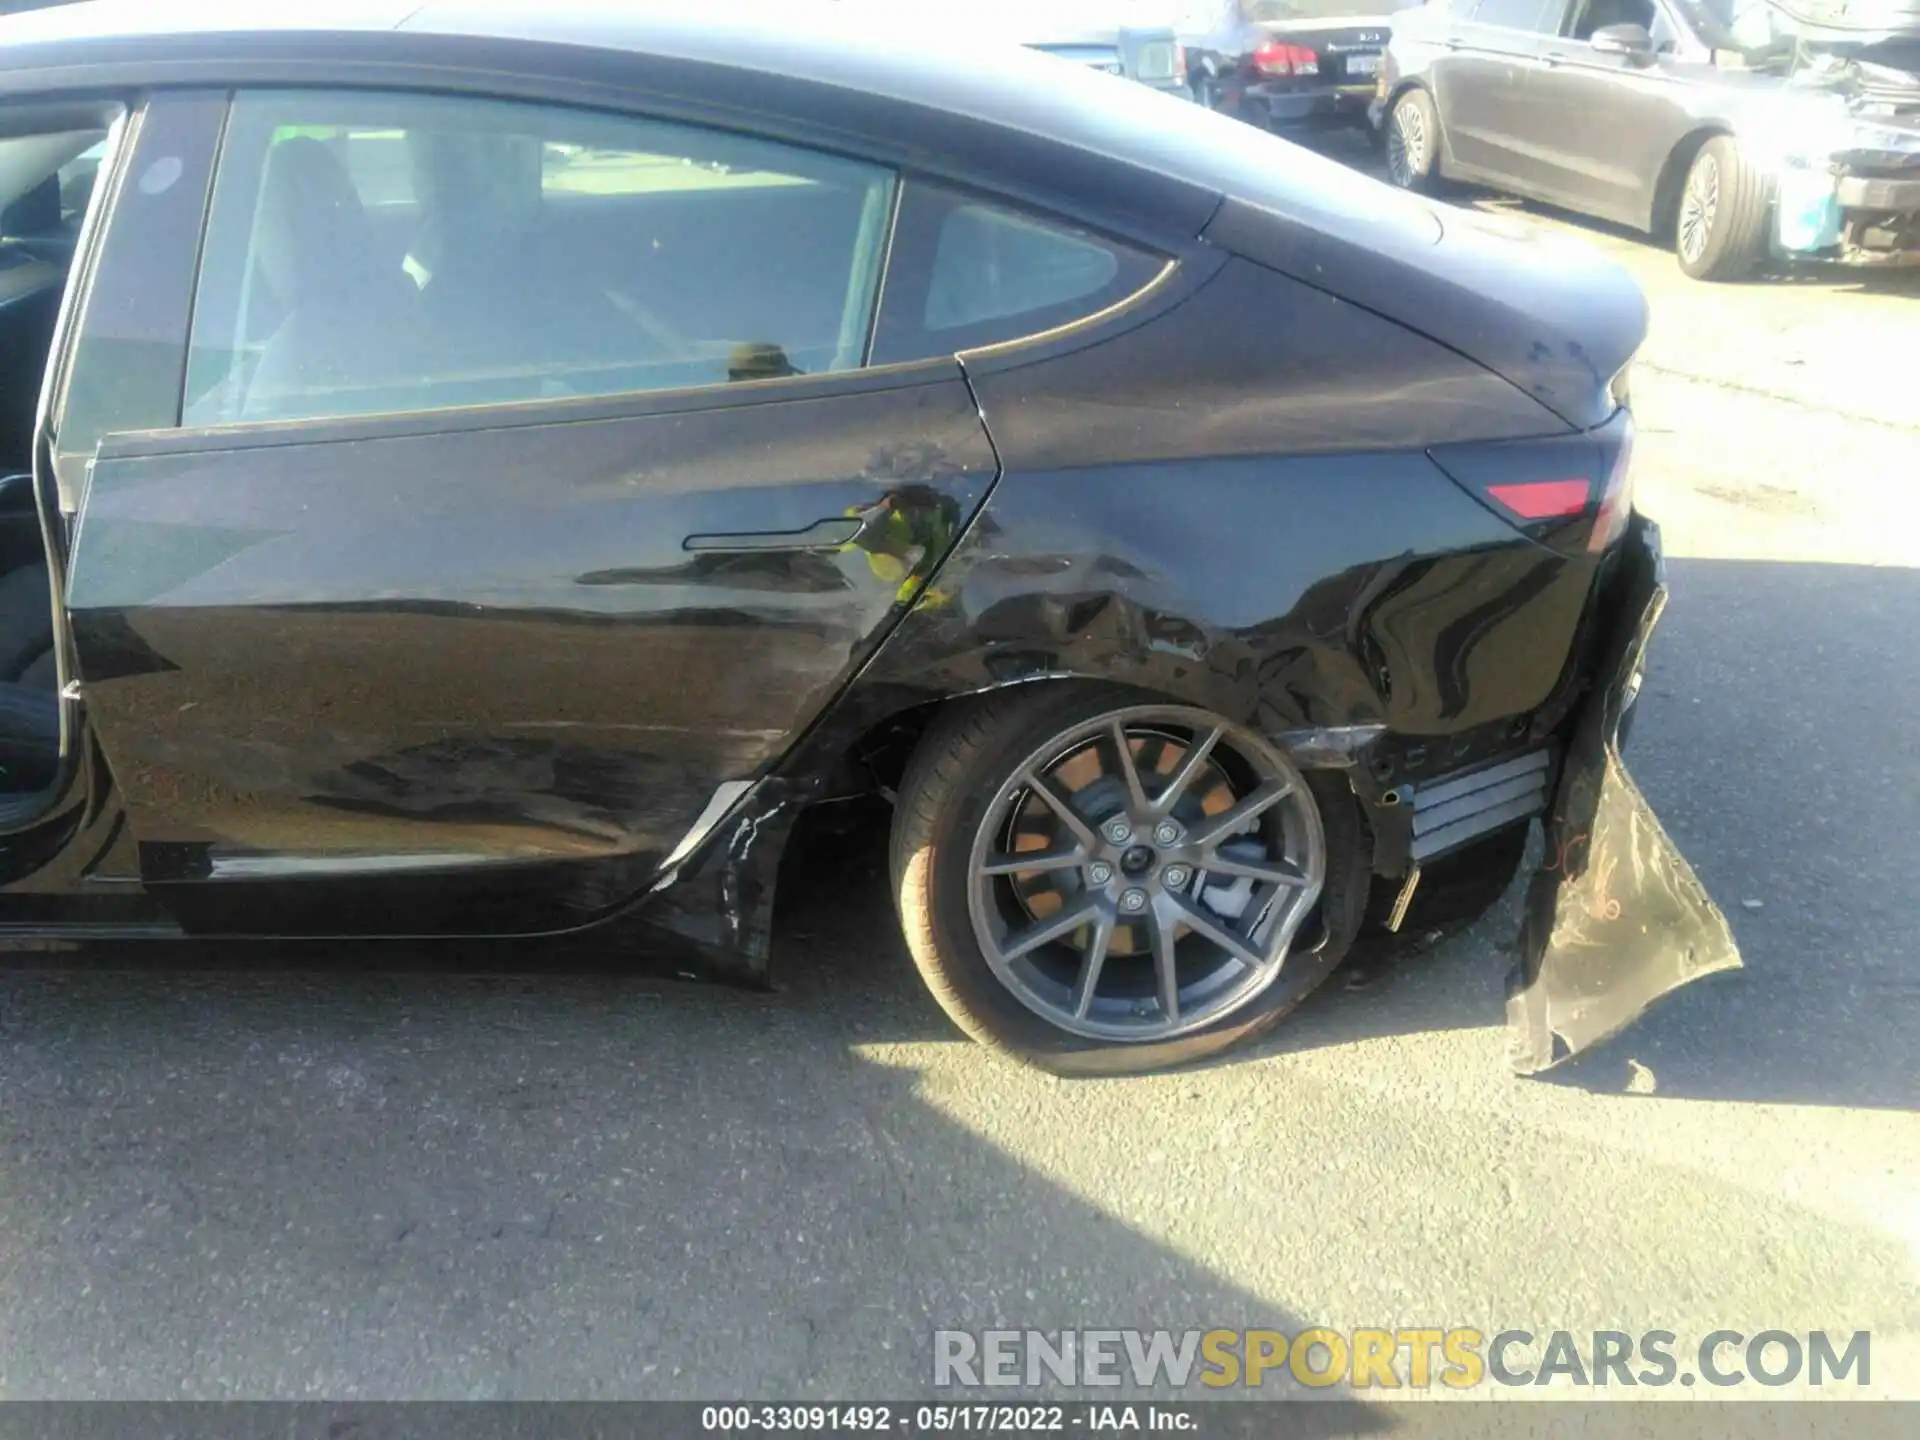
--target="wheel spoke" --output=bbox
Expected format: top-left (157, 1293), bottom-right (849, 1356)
top-left (971, 706), bottom-right (1323, 1040)
top-left (1149, 907), bottom-right (1180, 1025)
top-left (980, 845), bottom-right (1085, 877)
top-left (1200, 851), bottom-right (1311, 887)
top-left (1000, 896), bottom-right (1102, 962)
top-left (1070, 912), bottom-right (1116, 1020)
top-left (1022, 771), bottom-right (1100, 850)
top-left (1153, 725), bottom-right (1223, 813)
top-left (1167, 891), bottom-right (1266, 970)
top-left (1105, 720), bottom-right (1152, 816)
top-left (1186, 778), bottom-right (1293, 848)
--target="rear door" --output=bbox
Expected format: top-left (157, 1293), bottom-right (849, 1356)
top-left (1517, 0), bottom-right (1711, 224)
top-left (1434, 0), bottom-right (1572, 180)
top-left (62, 87), bottom-right (998, 936)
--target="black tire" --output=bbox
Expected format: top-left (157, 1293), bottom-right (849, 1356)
top-left (889, 684), bottom-right (1370, 1076)
top-left (1675, 135), bottom-right (1770, 282)
top-left (1354, 820), bottom-right (1530, 963)
top-left (1384, 87), bottom-right (1441, 194)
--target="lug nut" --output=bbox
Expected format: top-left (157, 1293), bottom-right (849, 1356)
top-left (1162, 865), bottom-right (1191, 890)
top-left (1104, 819), bottom-right (1133, 844)
top-left (1120, 888), bottom-right (1149, 913)
top-left (1087, 861), bottom-right (1115, 885)
top-left (1152, 820), bottom-right (1182, 846)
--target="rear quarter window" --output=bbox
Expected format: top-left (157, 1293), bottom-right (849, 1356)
top-left (870, 182), bottom-right (1165, 366)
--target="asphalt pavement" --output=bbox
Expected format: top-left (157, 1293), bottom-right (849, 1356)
top-left (1, 154), bottom-right (1916, 1404)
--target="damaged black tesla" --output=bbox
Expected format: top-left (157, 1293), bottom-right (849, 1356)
top-left (0, 0), bottom-right (1737, 1074)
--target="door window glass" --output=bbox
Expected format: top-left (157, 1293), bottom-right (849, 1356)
top-left (1568, 0), bottom-right (1656, 36)
top-left (1471, 0), bottom-right (1569, 29)
top-left (183, 91), bottom-right (897, 426)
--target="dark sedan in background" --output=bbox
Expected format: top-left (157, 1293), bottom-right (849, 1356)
top-left (1, 0), bottom-right (1737, 1076)
top-left (1372, 0), bottom-right (1920, 277)
top-left (1179, 0), bottom-right (1420, 132)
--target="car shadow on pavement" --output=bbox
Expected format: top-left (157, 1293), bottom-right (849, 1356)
top-left (0, 913), bottom-right (1385, 1415)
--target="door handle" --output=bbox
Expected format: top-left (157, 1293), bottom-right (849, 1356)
top-left (684, 516), bottom-right (865, 553)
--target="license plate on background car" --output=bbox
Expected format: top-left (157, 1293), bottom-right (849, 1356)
top-left (1346, 52), bottom-right (1381, 76)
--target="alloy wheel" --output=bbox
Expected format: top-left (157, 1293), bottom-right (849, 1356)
top-left (966, 707), bottom-right (1326, 1042)
top-left (1679, 153), bottom-right (1720, 265)
top-left (1387, 101), bottom-right (1427, 187)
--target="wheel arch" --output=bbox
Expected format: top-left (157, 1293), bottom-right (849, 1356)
top-left (805, 671), bottom-right (1390, 864)
top-left (1385, 76), bottom-right (1433, 109)
top-left (822, 674), bottom-right (1234, 804)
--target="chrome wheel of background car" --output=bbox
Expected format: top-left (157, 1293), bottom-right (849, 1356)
top-left (1678, 152), bottom-right (1720, 266)
top-left (1387, 101), bottom-right (1427, 188)
top-left (966, 707), bottom-right (1325, 1043)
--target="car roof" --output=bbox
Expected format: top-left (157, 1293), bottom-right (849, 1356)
top-left (0, 0), bottom-right (1435, 254)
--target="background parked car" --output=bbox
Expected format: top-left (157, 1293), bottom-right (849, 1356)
top-left (1176, 0), bottom-right (1422, 133)
top-left (1020, 0), bottom-right (1192, 94)
top-left (1373, 0), bottom-right (1920, 278)
top-left (835, 1), bottom-right (1191, 95)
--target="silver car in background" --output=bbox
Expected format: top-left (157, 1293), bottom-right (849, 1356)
top-left (1373, 0), bottom-right (1920, 279)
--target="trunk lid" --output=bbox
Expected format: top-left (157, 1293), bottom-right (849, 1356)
top-left (1251, 17), bottom-right (1395, 82)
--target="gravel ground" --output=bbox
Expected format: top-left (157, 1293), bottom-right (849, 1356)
top-left (0, 155), bottom-right (1916, 1406)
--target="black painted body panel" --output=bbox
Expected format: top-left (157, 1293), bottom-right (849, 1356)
top-left (65, 370), bottom-right (994, 934)
top-left (797, 263), bottom-right (1605, 815)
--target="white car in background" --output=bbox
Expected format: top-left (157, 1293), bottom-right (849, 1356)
top-left (832, 0), bottom-right (1193, 95)
top-left (1014, 0), bottom-right (1193, 94)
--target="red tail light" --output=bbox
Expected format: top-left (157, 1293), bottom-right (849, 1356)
top-left (1253, 41), bottom-right (1320, 76)
top-left (1485, 480), bottom-right (1590, 521)
top-left (1428, 412), bottom-right (1636, 556)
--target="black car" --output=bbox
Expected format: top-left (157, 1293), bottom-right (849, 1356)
top-left (0, 0), bottom-right (1736, 1075)
top-left (1180, 0), bottom-right (1417, 132)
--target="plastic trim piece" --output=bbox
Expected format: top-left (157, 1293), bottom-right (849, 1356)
top-left (1407, 749), bottom-right (1551, 863)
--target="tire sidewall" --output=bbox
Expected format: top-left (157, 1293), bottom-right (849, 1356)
top-left (1676, 136), bottom-right (1768, 281)
top-left (1387, 88), bottom-right (1439, 192)
top-left (899, 689), bottom-right (1369, 1076)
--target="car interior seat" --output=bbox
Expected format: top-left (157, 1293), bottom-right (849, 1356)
top-left (1571, 0), bottom-right (1657, 37)
top-left (241, 137), bottom-right (423, 422)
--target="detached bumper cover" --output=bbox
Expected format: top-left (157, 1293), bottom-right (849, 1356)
top-left (1506, 515), bottom-right (1742, 1073)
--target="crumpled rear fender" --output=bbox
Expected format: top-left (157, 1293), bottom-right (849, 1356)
top-left (1506, 514), bottom-right (1742, 1073)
